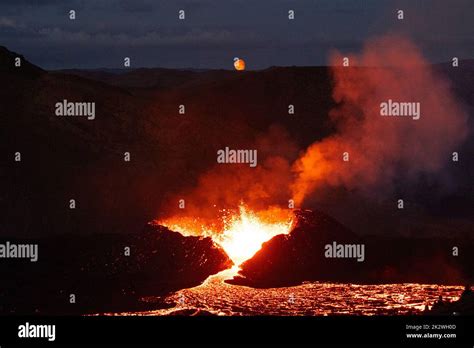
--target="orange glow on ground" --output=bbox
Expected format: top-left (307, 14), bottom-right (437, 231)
top-left (158, 205), bottom-right (294, 266)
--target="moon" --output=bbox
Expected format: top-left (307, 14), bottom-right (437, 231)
top-left (233, 57), bottom-right (245, 71)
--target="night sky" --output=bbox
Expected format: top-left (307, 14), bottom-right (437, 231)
top-left (1, 0), bottom-right (473, 69)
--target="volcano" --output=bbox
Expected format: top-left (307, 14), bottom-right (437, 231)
top-left (1, 45), bottom-right (473, 316)
top-left (0, 225), bottom-right (231, 314)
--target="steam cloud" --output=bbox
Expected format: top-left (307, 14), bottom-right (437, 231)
top-left (291, 34), bottom-right (469, 205)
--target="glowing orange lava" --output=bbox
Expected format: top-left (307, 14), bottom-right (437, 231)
top-left (158, 205), bottom-right (294, 266)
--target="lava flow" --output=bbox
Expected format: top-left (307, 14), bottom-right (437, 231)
top-left (159, 205), bottom-right (295, 266)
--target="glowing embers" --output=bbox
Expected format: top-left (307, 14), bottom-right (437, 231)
top-left (159, 205), bottom-right (294, 266)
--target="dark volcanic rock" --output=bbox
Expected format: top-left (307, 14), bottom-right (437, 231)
top-left (227, 210), bottom-right (474, 287)
top-left (0, 46), bottom-right (44, 78)
top-left (427, 287), bottom-right (474, 315)
top-left (227, 209), bottom-right (360, 287)
top-left (0, 225), bottom-right (232, 314)
top-left (57, 68), bottom-right (235, 91)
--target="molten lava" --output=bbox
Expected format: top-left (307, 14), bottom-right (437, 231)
top-left (159, 205), bottom-right (294, 266)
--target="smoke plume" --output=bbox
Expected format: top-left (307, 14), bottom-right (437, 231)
top-left (291, 34), bottom-right (469, 205)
